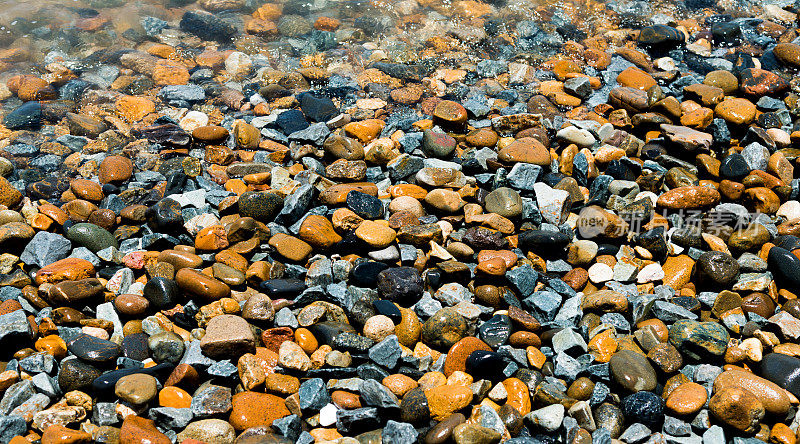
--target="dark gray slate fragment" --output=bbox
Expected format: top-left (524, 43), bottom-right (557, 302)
top-left (20, 231), bottom-right (71, 267)
top-left (0, 415), bottom-right (25, 442)
top-left (382, 420), bottom-right (418, 444)
top-left (336, 407), bottom-right (380, 434)
top-left (149, 407), bottom-right (193, 428)
top-left (0, 380), bottom-right (35, 415)
top-left (368, 335), bottom-right (402, 369)
top-left (0, 310), bottom-right (33, 345)
top-left (359, 378), bottom-right (399, 408)
top-left (298, 378), bottom-right (330, 412)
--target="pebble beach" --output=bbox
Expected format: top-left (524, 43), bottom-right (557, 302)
top-left (0, 0), bottom-right (800, 443)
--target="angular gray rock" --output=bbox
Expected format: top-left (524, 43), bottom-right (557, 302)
top-left (20, 231), bottom-right (71, 267)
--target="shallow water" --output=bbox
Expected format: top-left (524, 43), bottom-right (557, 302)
top-left (0, 0), bottom-right (666, 65)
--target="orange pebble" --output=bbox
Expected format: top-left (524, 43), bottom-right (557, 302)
top-left (294, 328), bottom-right (318, 355)
top-left (159, 386), bottom-right (192, 409)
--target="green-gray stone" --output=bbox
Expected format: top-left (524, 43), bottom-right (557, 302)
top-left (422, 129), bottom-right (457, 158)
top-left (484, 187), bottom-right (523, 218)
top-left (668, 319), bottom-right (729, 361)
top-left (238, 191), bottom-right (284, 222)
top-left (66, 223), bottom-right (118, 253)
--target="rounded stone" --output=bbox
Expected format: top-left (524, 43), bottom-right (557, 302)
top-left (484, 187), bottom-right (523, 218)
top-left (115, 373), bottom-right (158, 405)
top-left (148, 331), bottom-right (185, 364)
top-left (709, 386), bottom-right (764, 433)
top-left (443, 337), bottom-right (492, 376)
top-left (376, 267), bottom-right (423, 303)
top-left (229, 391), bottom-right (291, 431)
top-left (421, 307), bottom-right (469, 351)
top-left (143, 277), bottom-right (180, 310)
top-left (177, 419), bottom-right (236, 444)
top-left (609, 350), bottom-right (657, 393)
top-left (620, 391), bottom-right (664, 428)
top-left (696, 251), bottom-right (739, 286)
top-left (175, 268), bottom-right (231, 301)
top-left (66, 223), bottom-right (118, 253)
top-left (238, 192), bottom-right (284, 222)
top-left (668, 319), bottom-right (729, 361)
top-left (200, 314), bottom-right (256, 359)
top-left (666, 382), bottom-right (707, 415)
top-left (120, 416), bottom-right (170, 444)
top-left (363, 315), bottom-right (395, 342)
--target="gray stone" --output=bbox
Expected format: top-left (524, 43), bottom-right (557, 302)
top-left (527, 404), bottom-right (565, 432)
top-left (141, 16), bottom-right (168, 36)
top-left (476, 404), bottom-right (505, 434)
top-left (0, 415), bottom-right (26, 442)
top-left (413, 293), bottom-right (442, 318)
top-left (433, 283), bottom-right (471, 306)
top-left (507, 163), bottom-right (542, 190)
top-left (9, 393), bottom-right (49, 419)
top-left (554, 295), bottom-right (583, 324)
top-left (0, 380), bottom-right (35, 415)
top-left (534, 182), bottom-right (570, 225)
top-left (382, 420), bottom-right (418, 444)
top-left (368, 335), bottom-right (402, 369)
top-left (506, 264), bottom-right (539, 297)
top-left (18, 352), bottom-right (54, 374)
top-left (652, 300), bottom-right (698, 322)
top-left (298, 378), bottom-right (330, 412)
top-left (305, 258), bottom-right (333, 288)
top-left (741, 142), bottom-right (769, 172)
top-left (297, 431), bottom-right (314, 444)
top-left (20, 232), bottom-right (71, 267)
top-left (565, 77), bottom-right (593, 98)
top-left (275, 307), bottom-right (299, 328)
top-left (702, 426), bottom-right (725, 444)
top-left (207, 360), bottom-right (237, 378)
top-left (554, 353), bottom-right (583, 380)
top-left (96, 302), bottom-right (123, 338)
top-left (387, 154), bottom-right (424, 180)
top-left (273, 414), bottom-right (301, 441)
top-left (31, 374), bottom-right (57, 398)
top-left (171, 189), bottom-right (206, 208)
top-left (93, 402), bottom-right (119, 426)
top-left (289, 122), bottom-right (330, 145)
top-left (275, 184), bottom-right (315, 226)
top-left (149, 407), bottom-right (193, 429)
top-left (664, 416), bottom-right (691, 436)
top-left (0, 310), bottom-right (33, 345)
top-left (524, 290), bottom-right (562, 321)
top-left (592, 427), bottom-right (612, 444)
top-left (619, 423), bottom-right (651, 443)
top-left (359, 378), bottom-right (399, 408)
top-left (159, 85), bottom-right (205, 102)
top-left (552, 328), bottom-right (588, 356)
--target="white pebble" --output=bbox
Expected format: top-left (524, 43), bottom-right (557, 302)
top-left (588, 263), bottom-right (613, 284)
top-left (777, 201), bottom-right (800, 220)
top-left (179, 111), bottom-right (209, 132)
top-left (319, 404), bottom-right (338, 427)
top-left (637, 263), bottom-right (665, 283)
